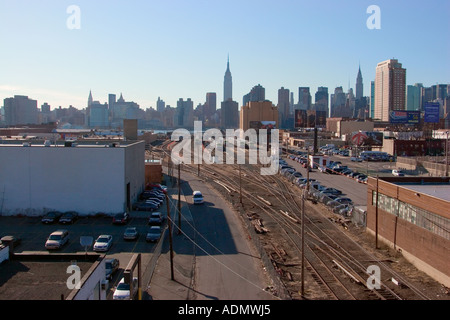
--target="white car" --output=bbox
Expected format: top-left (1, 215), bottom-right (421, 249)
top-left (45, 230), bottom-right (69, 250)
top-left (192, 191), bottom-right (204, 204)
top-left (93, 234), bottom-right (113, 252)
top-left (392, 169), bottom-right (404, 176)
top-left (113, 277), bottom-right (138, 300)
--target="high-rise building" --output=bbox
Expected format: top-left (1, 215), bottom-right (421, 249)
top-left (290, 92), bottom-right (294, 115)
top-left (156, 97), bottom-right (165, 113)
top-left (4, 95), bottom-right (38, 126)
top-left (298, 87), bottom-right (311, 110)
top-left (314, 87), bottom-right (328, 116)
top-left (239, 100), bottom-right (278, 132)
top-left (205, 92), bottom-right (216, 118)
top-left (220, 100), bottom-right (239, 129)
top-left (277, 87), bottom-right (290, 129)
top-left (370, 81), bottom-right (375, 118)
top-left (355, 65), bottom-right (364, 100)
top-left (223, 56), bottom-right (232, 102)
top-left (406, 84), bottom-right (421, 111)
top-left (175, 98), bottom-right (194, 128)
top-left (330, 86), bottom-right (346, 117)
top-left (243, 84), bottom-right (266, 106)
top-left (374, 59), bottom-right (406, 121)
top-left (86, 91), bottom-right (109, 128)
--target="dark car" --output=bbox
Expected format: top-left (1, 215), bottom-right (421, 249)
top-left (112, 212), bottom-right (130, 225)
top-left (59, 211), bottom-right (78, 224)
top-left (105, 258), bottom-right (119, 280)
top-left (123, 227), bottom-right (139, 241)
top-left (134, 202), bottom-right (158, 211)
top-left (320, 188), bottom-right (343, 196)
top-left (41, 211), bottom-right (62, 224)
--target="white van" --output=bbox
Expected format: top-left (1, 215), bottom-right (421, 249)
top-left (193, 191), bottom-right (204, 204)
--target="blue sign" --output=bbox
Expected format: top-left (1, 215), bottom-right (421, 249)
top-left (389, 110), bottom-right (420, 124)
top-left (424, 103), bottom-right (440, 123)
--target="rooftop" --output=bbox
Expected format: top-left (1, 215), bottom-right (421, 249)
top-left (0, 253), bottom-right (100, 300)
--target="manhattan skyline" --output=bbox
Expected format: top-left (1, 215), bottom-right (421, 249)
top-left (0, 0), bottom-right (449, 110)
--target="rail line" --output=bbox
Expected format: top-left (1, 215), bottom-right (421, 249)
top-left (152, 141), bottom-right (431, 300)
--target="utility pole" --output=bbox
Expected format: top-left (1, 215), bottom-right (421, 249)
top-left (445, 131), bottom-right (449, 177)
top-left (239, 164), bottom-right (242, 204)
top-left (165, 192), bottom-right (175, 280)
top-left (301, 188), bottom-right (305, 298)
top-left (177, 163), bottom-right (181, 235)
top-left (375, 175), bottom-right (379, 249)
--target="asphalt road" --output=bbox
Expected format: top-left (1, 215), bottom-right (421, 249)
top-left (283, 155), bottom-right (371, 206)
top-left (180, 171), bottom-right (275, 300)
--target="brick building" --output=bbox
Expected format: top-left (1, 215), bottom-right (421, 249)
top-left (366, 176), bottom-right (450, 287)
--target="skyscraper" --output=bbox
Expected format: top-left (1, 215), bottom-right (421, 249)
top-left (298, 87), bottom-right (311, 110)
top-left (277, 87), bottom-right (290, 128)
top-left (223, 56), bottom-right (232, 102)
top-left (355, 65), bottom-right (364, 100)
top-left (156, 97), bottom-right (165, 112)
top-left (314, 87), bottom-right (328, 116)
top-left (4, 95), bottom-right (38, 126)
top-left (243, 84), bottom-right (265, 106)
top-left (374, 59), bottom-right (406, 121)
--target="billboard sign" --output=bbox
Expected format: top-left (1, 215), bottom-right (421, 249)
top-left (351, 131), bottom-right (383, 146)
top-left (389, 110), bottom-right (420, 124)
top-left (295, 110), bottom-right (326, 128)
top-left (294, 110), bottom-right (307, 128)
top-left (424, 102), bottom-right (440, 123)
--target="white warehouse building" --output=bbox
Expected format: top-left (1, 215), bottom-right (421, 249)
top-left (0, 140), bottom-right (145, 216)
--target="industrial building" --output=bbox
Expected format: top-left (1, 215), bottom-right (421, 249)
top-left (0, 140), bottom-right (145, 216)
top-left (366, 176), bottom-right (450, 287)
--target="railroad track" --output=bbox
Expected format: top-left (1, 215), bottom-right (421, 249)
top-left (154, 140), bottom-right (431, 300)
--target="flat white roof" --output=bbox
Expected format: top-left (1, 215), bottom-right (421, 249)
top-left (397, 184), bottom-right (450, 202)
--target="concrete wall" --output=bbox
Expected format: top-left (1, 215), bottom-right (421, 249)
top-left (0, 142), bottom-right (144, 216)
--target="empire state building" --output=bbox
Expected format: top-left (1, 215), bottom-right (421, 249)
top-left (223, 56), bottom-right (232, 102)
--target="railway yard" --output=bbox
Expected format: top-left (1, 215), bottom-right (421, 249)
top-left (153, 139), bottom-right (449, 300)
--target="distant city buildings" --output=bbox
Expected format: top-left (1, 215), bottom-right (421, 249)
top-left (1, 57), bottom-right (448, 132)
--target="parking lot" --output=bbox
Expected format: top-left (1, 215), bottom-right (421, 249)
top-left (0, 212), bottom-right (166, 255)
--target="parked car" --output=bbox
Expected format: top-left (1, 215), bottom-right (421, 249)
top-left (93, 235), bottom-right (113, 252)
top-left (45, 230), bottom-right (69, 250)
top-left (105, 258), bottom-right (119, 280)
top-left (193, 191), bottom-right (204, 204)
top-left (334, 197), bottom-right (353, 205)
top-left (148, 212), bottom-right (163, 225)
top-left (356, 174), bottom-right (367, 183)
top-left (351, 156), bottom-right (363, 162)
top-left (123, 227), bottom-right (139, 241)
top-left (113, 212), bottom-right (129, 225)
top-left (392, 169), bottom-right (405, 176)
top-left (145, 199), bottom-right (161, 208)
top-left (320, 188), bottom-right (343, 196)
top-left (41, 211), bottom-right (62, 224)
top-left (113, 277), bottom-right (138, 300)
top-left (134, 202), bottom-right (158, 211)
top-left (59, 211), bottom-right (78, 224)
top-left (146, 226), bottom-right (162, 242)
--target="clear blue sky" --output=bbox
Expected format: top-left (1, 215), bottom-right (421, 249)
top-left (0, 0), bottom-right (448, 110)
